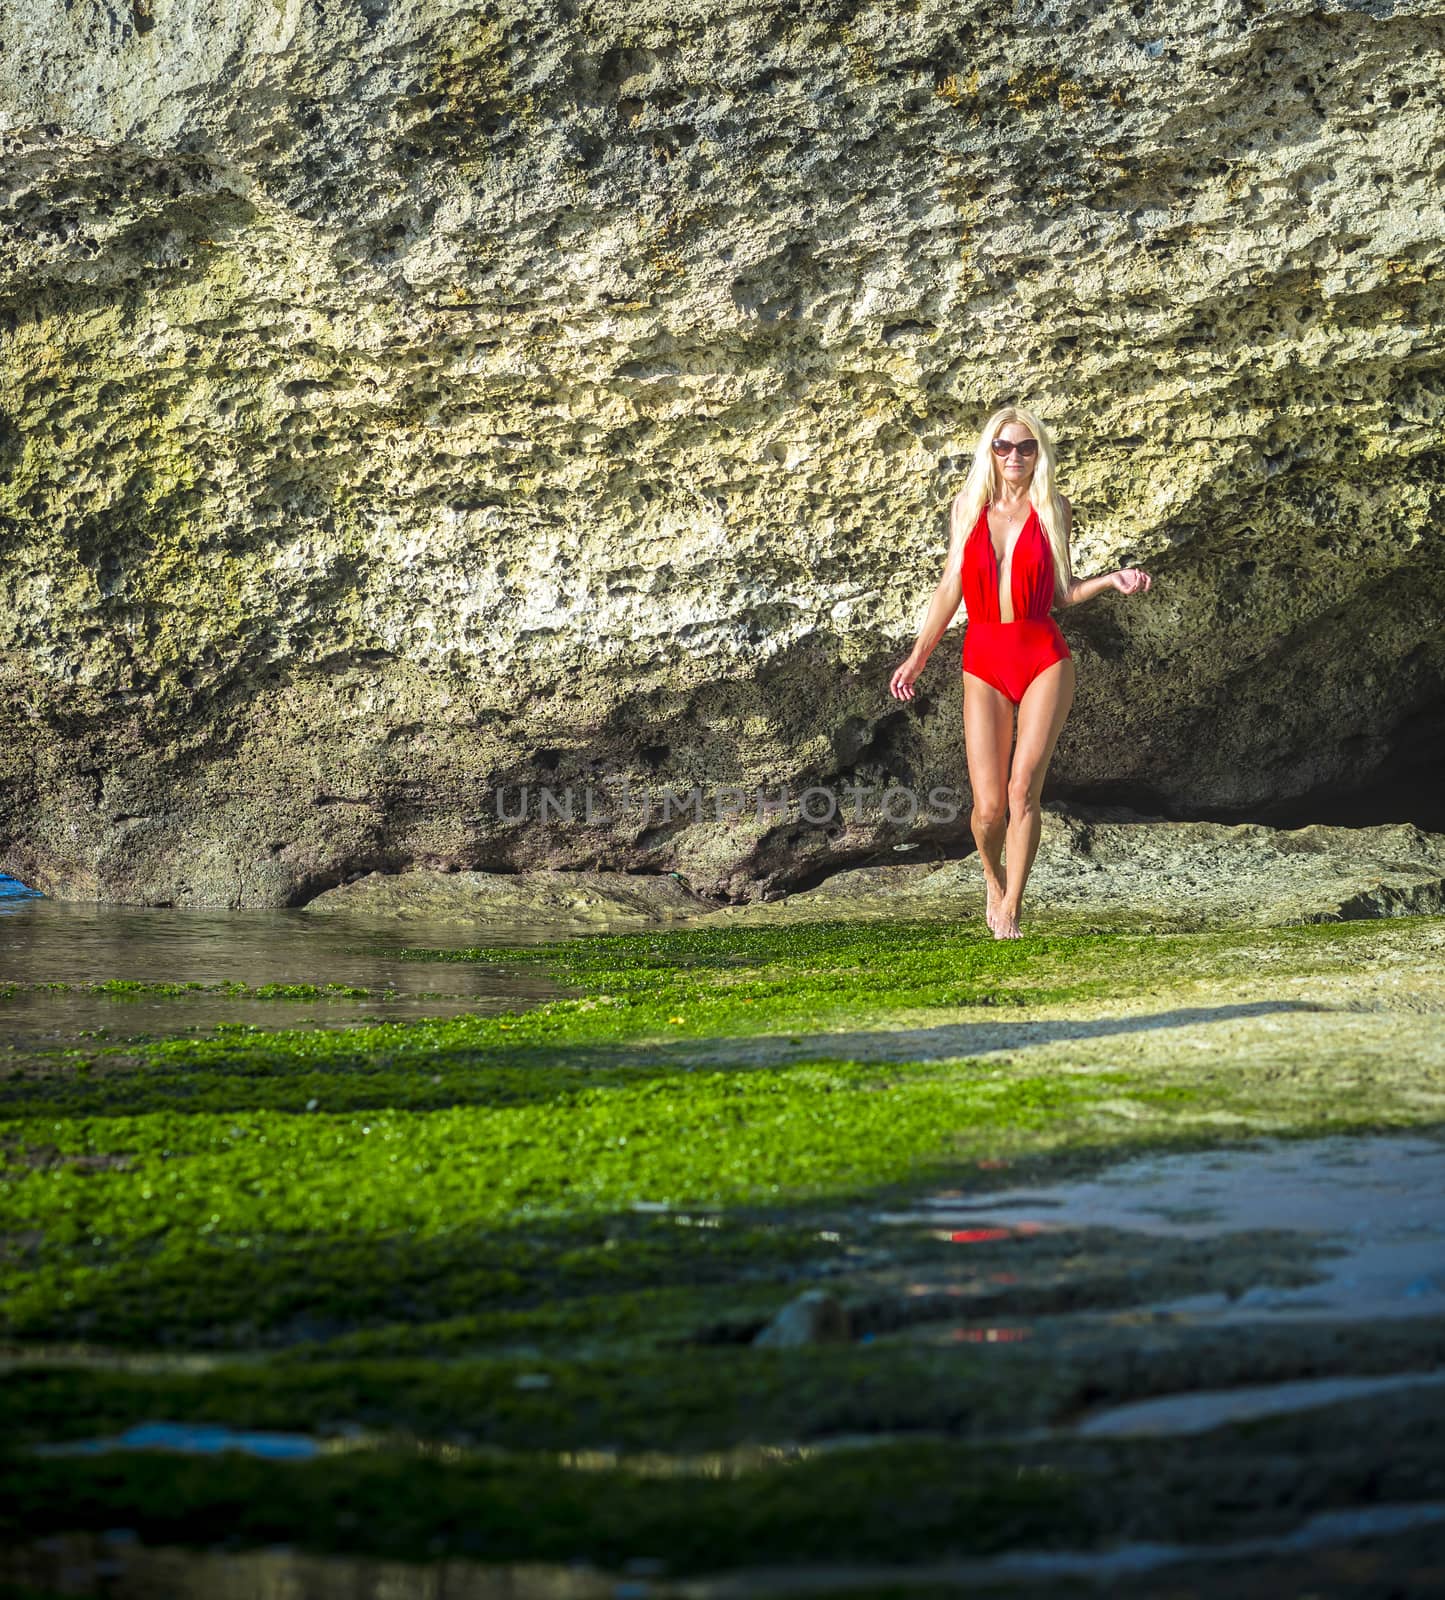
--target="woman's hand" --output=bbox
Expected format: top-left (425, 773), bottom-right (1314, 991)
top-left (1109, 567), bottom-right (1152, 596)
top-left (889, 653), bottom-right (926, 700)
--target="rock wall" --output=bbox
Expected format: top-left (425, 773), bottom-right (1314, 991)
top-left (0, 0), bottom-right (1442, 905)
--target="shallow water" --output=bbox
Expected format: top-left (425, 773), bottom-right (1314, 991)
top-left (1077, 1368), bottom-right (1445, 1437)
top-left (0, 878), bottom-right (585, 1051)
top-left (884, 1134), bottom-right (1445, 1324)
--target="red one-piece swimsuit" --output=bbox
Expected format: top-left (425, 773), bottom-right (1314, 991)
top-left (960, 502), bottom-right (1071, 703)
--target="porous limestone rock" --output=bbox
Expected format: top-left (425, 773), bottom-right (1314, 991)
top-left (0, 0), bottom-right (1441, 905)
top-left (293, 811), bottom-right (1445, 931)
top-left (300, 863), bottom-right (718, 923)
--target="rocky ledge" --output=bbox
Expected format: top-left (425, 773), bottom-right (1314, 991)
top-left (764, 812), bottom-right (1445, 931)
top-left (296, 812), bottom-right (1445, 933)
top-left (300, 863), bottom-right (719, 927)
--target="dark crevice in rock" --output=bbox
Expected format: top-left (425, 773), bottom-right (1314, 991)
top-left (1061, 693), bottom-right (1445, 835)
top-left (281, 857), bottom-right (414, 909)
top-left (778, 832), bottom-right (977, 897)
top-left (1241, 697), bottom-right (1445, 834)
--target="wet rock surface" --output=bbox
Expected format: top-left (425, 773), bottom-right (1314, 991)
top-left (752, 1290), bottom-right (851, 1349)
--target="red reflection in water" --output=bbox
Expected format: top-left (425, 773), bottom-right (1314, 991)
top-left (941, 1221), bottom-right (1046, 1243)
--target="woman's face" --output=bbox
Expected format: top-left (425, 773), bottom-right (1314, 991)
top-left (992, 423), bottom-right (1038, 491)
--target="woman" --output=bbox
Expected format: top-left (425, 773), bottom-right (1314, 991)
top-left (889, 405), bottom-right (1152, 939)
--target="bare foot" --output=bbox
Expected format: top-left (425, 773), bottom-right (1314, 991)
top-left (984, 880), bottom-right (1007, 936)
top-left (993, 903), bottom-right (1022, 940)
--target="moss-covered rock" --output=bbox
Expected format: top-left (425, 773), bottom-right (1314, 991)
top-left (2, 913), bottom-right (1444, 1578)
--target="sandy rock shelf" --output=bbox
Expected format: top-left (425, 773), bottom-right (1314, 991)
top-left (297, 813), bottom-right (1445, 935)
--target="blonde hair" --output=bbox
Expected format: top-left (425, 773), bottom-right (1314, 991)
top-left (949, 405), bottom-right (1073, 598)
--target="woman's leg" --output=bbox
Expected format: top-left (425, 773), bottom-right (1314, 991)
top-left (963, 671), bottom-right (1015, 934)
top-left (995, 658), bottom-right (1075, 939)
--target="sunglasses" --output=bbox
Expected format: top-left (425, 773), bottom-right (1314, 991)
top-left (991, 438), bottom-right (1038, 458)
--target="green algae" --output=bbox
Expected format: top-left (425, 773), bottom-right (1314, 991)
top-left (393, 913), bottom-right (1440, 1015)
top-left (0, 1060), bottom-right (1100, 1344)
top-left (3, 913), bottom-right (1426, 1119)
top-left (4, 1345), bottom-right (1445, 1573)
top-left (0, 916), bottom-right (1121, 1119)
top-left (3, 916), bottom-right (1442, 1350)
top-left (0, 1440), bottom-right (1083, 1572)
top-left (0, 1206), bottom-right (846, 1351)
top-left (1, 913), bottom-right (1443, 1572)
top-left (8, 1309), bottom-right (1443, 1458)
top-left (8, 1346), bottom-right (1054, 1451)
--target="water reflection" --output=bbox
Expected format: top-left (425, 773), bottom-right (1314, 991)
top-left (896, 1135), bottom-right (1445, 1325)
top-left (0, 896), bottom-right (585, 1051)
top-left (1078, 1368), bottom-right (1445, 1437)
top-left (38, 1420), bottom-right (325, 1460)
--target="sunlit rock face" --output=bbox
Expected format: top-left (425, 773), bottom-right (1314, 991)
top-left (0, 0), bottom-right (1441, 906)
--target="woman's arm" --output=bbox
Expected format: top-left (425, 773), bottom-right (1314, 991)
top-left (1057, 497), bottom-right (1152, 606)
top-left (1064, 571), bottom-right (1123, 605)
